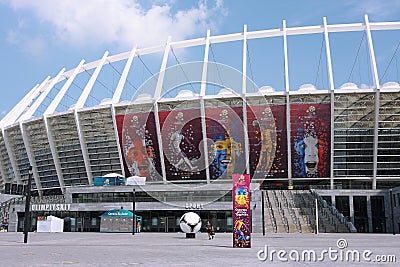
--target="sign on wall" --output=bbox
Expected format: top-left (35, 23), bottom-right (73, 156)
top-left (31, 204), bottom-right (71, 211)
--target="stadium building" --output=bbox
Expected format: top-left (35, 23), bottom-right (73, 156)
top-left (1, 15), bottom-right (400, 234)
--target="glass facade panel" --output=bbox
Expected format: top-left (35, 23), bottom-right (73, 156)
top-left (48, 113), bottom-right (89, 187)
top-left (333, 93), bottom-right (375, 177)
top-left (4, 125), bottom-right (38, 189)
top-left (79, 108), bottom-right (122, 177)
top-left (26, 119), bottom-right (60, 189)
top-left (0, 132), bottom-right (14, 184)
top-left (378, 92), bottom-right (400, 177)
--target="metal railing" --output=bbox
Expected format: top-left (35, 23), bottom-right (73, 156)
top-left (310, 190), bottom-right (357, 233)
top-left (264, 190), bottom-right (277, 233)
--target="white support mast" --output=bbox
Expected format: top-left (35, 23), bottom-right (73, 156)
top-left (283, 20), bottom-right (292, 182)
top-left (365, 14), bottom-right (381, 190)
top-left (112, 46), bottom-right (137, 103)
top-left (0, 84), bottom-right (40, 127)
top-left (242, 24), bottom-right (251, 175)
top-left (324, 17), bottom-right (336, 190)
top-left (44, 60), bottom-right (85, 115)
top-left (75, 51), bottom-right (109, 109)
top-left (19, 69), bottom-right (65, 122)
top-left (153, 36), bottom-right (172, 182)
top-left (200, 29), bottom-right (211, 183)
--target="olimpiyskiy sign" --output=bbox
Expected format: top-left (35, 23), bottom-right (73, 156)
top-left (118, 61), bottom-right (276, 206)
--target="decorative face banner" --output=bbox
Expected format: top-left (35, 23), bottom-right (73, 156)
top-left (116, 113), bottom-right (162, 181)
top-left (290, 103), bottom-right (331, 178)
top-left (205, 107), bottom-right (246, 180)
top-left (159, 109), bottom-right (206, 181)
top-left (232, 174), bottom-right (251, 248)
top-left (247, 104), bottom-right (287, 179)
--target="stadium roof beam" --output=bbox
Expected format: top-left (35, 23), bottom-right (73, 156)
top-left (70, 51), bottom-right (110, 187)
top-left (283, 20), bottom-right (292, 181)
top-left (14, 18), bottom-right (400, 105)
top-left (365, 15), bottom-right (380, 90)
top-left (75, 51), bottom-right (109, 109)
top-left (0, 84), bottom-right (39, 128)
top-left (112, 45), bottom-right (137, 103)
top-left (324, 16), bottom-right (335, 189)
top-left (2, 76), bottom-right (50, 126)
top-left (365, 14), bottom-right (381, 190)
top-left (242, 24), bottom-right (250, 175)
top-left (44, 60), bottom-right (85, 115)
top-left (200, 29), bottom-right (211, 183)
top-left (19, 69), bottom-right (65, 122)
top-left (154, 36), bottom-right (172, 182)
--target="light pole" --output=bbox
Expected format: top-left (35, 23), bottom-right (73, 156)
top-left (132, 188), bottom-right (136, 235)
top-left (23, 165), bottom-right (33, 243)
top-left (261, 190), bottom-right (265, 236)
top-left (315, 198), bottom-right (319, 234)
top-left (390, 189), bottom-right (395, 235)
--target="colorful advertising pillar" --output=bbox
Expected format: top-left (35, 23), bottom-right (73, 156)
top-left (233, 174), bottom-right (251, 248)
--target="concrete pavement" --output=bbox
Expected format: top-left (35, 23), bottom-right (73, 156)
top-left (0, 232), bottom-right (398, 266)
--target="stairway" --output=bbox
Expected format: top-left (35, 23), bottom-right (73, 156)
top-left (263, 190), bottom-right (355, 233)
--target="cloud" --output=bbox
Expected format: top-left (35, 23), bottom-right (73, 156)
top-left (347, 0), bottom-right (400, 20)
top-left (2, 0), bottom-right (226, 50)
top-left (6, 29), bottom-right (46, 58)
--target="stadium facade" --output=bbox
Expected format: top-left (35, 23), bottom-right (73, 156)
top-left (1, 15), bottom-right (400, 234)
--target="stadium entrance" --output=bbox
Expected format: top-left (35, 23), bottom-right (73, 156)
top-left (16, 210), bottom-right (233, 233)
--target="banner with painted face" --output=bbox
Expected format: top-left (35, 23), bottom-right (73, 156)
top-left (158, 109), bottom-right (206, 181)
top-left (290, 103), bottom-right (331, 178)
top-left (247, 104), bottom-right (287, 179)
top-left (116, 113), bottom-right (162, 181)
top-left (232, 174), bottom-right (251, 248)
top-left (205, 107), bottom-right (246, 180)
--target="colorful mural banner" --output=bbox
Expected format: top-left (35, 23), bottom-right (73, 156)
top-left (115, 113), bottom-right (162, 181)
top-left (247, 104), bottom-right (287, 179)
top-left (290, 103), bottom-right (331, 178)
top-left (205, 107), bottom-right (246, 180)
top-left (158, 109), bottom-right (206, 181)
top-left (233, 174), bottom-right (251, 248)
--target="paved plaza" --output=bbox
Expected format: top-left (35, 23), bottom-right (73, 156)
top-left (0, 232), bottom-right (398, 266)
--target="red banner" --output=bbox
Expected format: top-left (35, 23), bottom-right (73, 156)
top-left (232, 174), bottom-right (251, 248)
top-left (115, 113), bottom-right (162, 181)
top-left (290, 103), bottom-right (331, 178)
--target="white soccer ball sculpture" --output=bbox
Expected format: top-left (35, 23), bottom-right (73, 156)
top-left (179, 212), bottom-right (202, 233)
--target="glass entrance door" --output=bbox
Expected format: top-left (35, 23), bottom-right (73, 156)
top-left (167, 216), bottom-right (176, 232)
top-left (160, 216), bottom-right (167, 232)
top-left (159, 216), bottom-right (177, 232)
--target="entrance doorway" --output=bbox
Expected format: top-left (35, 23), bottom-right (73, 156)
top-left (160, 216), bottom-right (177, 232)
